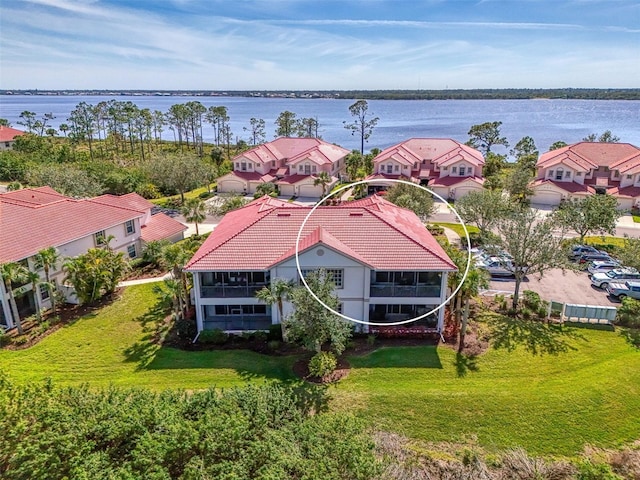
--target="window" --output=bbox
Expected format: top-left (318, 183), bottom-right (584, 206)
top-left (312, 165), bottom-right (317, 173)
top-left (549, 170), bottom-right (554, 178)
top-left (235, 162), bottom-right (240, 168)
top-left (614, 171), bottom-right (619, 177)
top-left (127, 244), bottom-right (137, 259)
top-left (452, 166), bottom-right (457, 174)
top-left (299, 165), bottom-right (303, 172)
top-left (443, 166), bottom-right (448, 171)
top-left (271, 161), bottom-right (275, 167)
top-left (386, 165), bottom-right (393, 174)
top-left (248, 163), bottom-right (253, 170)
top-left (394, 165), bottom-right (399, 172)
top-left (300, 268), bottom-right (343, 289)
top-left (212, 305), bottom-right (267, 316)
top-left (555, 169), bottom-right (563, 181)
top-left (94, 230), bottom-right (106, 247)
top-left (565, 171), bottom-right (571, 178)
top-left (467, 167), bottom-right (473, 175)
top-left (125, 219), bottom-right (135, 235)
top-left (576, 172), bottom-right (582, 177)
top-left (39, 283), bottom-right (50, 301)
top-left (4, 142), bottom-right (9, 148)
top-left (414, 162), bottom-right (418, 169)
top-left (403, 165), bottom-right (407, 170)
top-left (627, 175), bottom-right (633, 179)
top-left (241, 162), bottom-right (247, 171)
top-left (304, 164), bottom-right (311, 175)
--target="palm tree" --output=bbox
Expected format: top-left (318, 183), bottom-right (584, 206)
top-left (313, 171), bottom-right (332, 197)
top-left (35, 247), bottom-right (60, 314)
top-left (25, 270), bottom-right (42, 322)
top-left (181, 198), bottom-right (207, 236)
top-left (256, 278), bottom-right (294, 336)
top-left (162, 244), bottom-right (192, 314)
top-left (0, 262), bottom-right (29, 334)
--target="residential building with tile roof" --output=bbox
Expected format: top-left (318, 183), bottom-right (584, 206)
top-left (530, 142), bottom-right (640, 209)
top-left (185, 195), bottom-right (456, 334)
top-left (0, 126), bottom-right (26, 151)
top-left (366, 138), bottom-right (485, 200)
top-left (216, 137), bottom-right (350, 198)
top-left (0, 188), bottom-right (186, 329)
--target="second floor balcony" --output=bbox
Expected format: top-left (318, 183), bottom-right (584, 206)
top-left (370, 271), bottom-right (442, 298)
top-left (200, 271), bottom-right (269, 298)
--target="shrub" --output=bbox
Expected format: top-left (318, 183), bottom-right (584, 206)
top-left (576, 459), bottom-right (623, 480)
top-left (367, 334), bottom-right (376, 347)
top-left (426, 224), bottom-right (445, 236)
top-left (268, 324), bottom-right (283, 341)
top-left (38, 320), bottom-right (50, 335)
top-left (174, 317), bottom-right (197, 339)
top-left (615, 297), bottom-right (640, 328)
top-left (308, 351), bottom-right (337, 378)
top-left (198, 191), bottom-right (213, 199)
top-left (199, 329), bottom-right (228, 345)
top-left (13, 336), bottom-right (28, 346)
top-left (267, 340), bottom-right (282, 351)
top-left (0, 330), bottom-right (11, 347)
top-left (253, 331), bottom-right (268, 342)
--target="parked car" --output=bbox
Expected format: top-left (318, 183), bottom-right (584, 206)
top-left (605, 280), bottom-right (640, 300)
top-left (569, 245), bottom-right (600, 260)
top-left (590, 268), bottom-right (640, 288)
top-left (578, 252), bottom-right (614, 264)
top-left (476, 256), bottom-right (515, 277)
top-left (587, 260), bottom-right (621, 274)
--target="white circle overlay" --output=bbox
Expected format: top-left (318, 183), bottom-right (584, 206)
top-left (294, 178), bottom-right (472, 326)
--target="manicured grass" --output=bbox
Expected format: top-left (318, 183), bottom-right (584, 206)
top-left (433, 222), bottom-right (480, 238)
top-left (339, 328), bottom-right (640, 456)
top-left (633, 215), bottom-right (640, 223)
top-left (584, 235), bottom-right (626, 249)
top-left (0, 284), bottom-right (295, 389)
top-left (1, 285), bottom-right (638, 456)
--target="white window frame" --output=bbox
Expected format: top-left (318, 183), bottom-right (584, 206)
top-left (39, 283), bottom-right (50, 301)
top-left (94, 230), bottom-right (106, 247)
top-left (127, 244), bottom-right (137, 259)
top-left (452, 166), bottom-right (457, 174)
top-left (300, 268), bottom-right (344, 289)
top-left (125, 219), bottom-right (135, 236)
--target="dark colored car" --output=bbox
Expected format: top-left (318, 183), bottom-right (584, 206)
top-left (578, 252), bottom-right (614, 264)
top-left (569, 245), bottom-right (600, 260)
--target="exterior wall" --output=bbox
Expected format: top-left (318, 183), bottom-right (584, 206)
top-left (191, 244), bottom-right (450, 334)
top-left (620, 172), bottom-right (640, 188)
top-left (0, 140), bottom-right (17, 151)
top-left (543, 164), bottom-right (577, 183)
top-left (376, 159), bottom-right (405, 176)
top-left (218, 177), bottom-right (248, 194)
top-left (439, 161), bottom-right (475, 179)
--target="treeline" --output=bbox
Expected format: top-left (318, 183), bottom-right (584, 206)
top-left (335, 88), bottom-right (640, 100)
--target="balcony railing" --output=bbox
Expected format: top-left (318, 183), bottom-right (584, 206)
top-left (370, 285), bottom-right (441, 297)
top-left (201, 285), bottom-right (264, 298)
top-left (203, 315), bottom-right (272, 331)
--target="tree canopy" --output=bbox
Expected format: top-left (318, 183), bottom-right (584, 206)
top-left (552, 194), bottom-right (621, 244)
top-left (343, 100), bottom-right (379, 155)
top-left (384, 182), bottom-right (435, 221)
top-left (466, 121), bottom-right (509, 156)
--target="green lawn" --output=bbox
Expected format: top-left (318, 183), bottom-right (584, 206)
top-left (633, 215), bottom-right (640, 223)
top-left (433, 222), bottom-right (480, 238)
top-left (1, 284), bottom-right (639, 455)
top-left (150, 186), bottom-right (212, 206)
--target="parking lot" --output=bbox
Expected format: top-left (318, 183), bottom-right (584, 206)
top-left (485, 268), bottom-right (619, 306)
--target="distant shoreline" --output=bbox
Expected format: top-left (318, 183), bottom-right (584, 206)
top-left (2, 88), bottom-right (640, 101)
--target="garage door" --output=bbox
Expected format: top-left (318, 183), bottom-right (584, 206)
top-left (532, 190), bottom-right (562, 206)
top-left (617, 197), bottom-right (633, 211)
top-left (218, 179), bottom-right (245, 194)
top-left (298, 184), bottom-right (322, 198)
top-left (279, 184), bottom-right (295, 197)
top-left (454, 187), bottom-right (480, 199)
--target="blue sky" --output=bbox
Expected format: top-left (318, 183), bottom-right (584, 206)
top-left (1, 0), bottom-right (638, 90)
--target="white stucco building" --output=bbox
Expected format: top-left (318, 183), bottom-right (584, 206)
top-left (185, 195), bottom-right (457, 334)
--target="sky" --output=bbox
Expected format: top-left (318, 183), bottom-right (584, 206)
top-left (0, 0), bottom-right (639, 90)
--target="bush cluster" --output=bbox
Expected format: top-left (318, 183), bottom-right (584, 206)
top-left (0, 376), bottom-right (379, 479)
top-left (308, 351), bottom-right (338, 378)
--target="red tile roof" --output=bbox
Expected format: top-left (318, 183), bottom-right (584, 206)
top-left (374, 138), bottom-right (484, 168)
top-left (220, 171), bottom-right (275, 182)
top-left (0, 190), bottom-right (143, 263)
top-left (236, 137), bottom-right (349, 166)
top-left (186, 195), bottom-right (456, 272)
top-left (531, 179), bottom-right (595, 194)
top-left (609, 185), bottom-right (640, 199)
top-left (93, 192), bottom-right (154, 212)
top-left (429, 176), bottom-right (484, 187)
top-left (141, 213), bottom-right (187, 243)
top-left (0, 126), bottom-right (25, 142)
top-left (0, 186), bottom-right (68, 206)
top-left (537, 142), bottom-right (640, 170)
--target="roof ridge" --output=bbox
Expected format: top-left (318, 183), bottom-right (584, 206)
top-left (87, 197), bottom-right (147, 214)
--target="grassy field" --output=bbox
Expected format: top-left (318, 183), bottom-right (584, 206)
top-left (433, 222), bottom-right (480, 239)
top-left (1, 283), bottom-right (638, 455)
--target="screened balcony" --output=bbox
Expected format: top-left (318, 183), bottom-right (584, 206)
top-left (202, 304), bottom-right (272, 331)
top-left (370, 271), bottom-right (442, 297)
top-left (369, 304), bottom-right (438, 328)
top-left (200, 271), bottom-right (269, 298)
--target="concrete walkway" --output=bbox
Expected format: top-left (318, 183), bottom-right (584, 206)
top-left (118, 273), bottom-right (171, 287)
top-left (441, 227), bottom-right (462, 246)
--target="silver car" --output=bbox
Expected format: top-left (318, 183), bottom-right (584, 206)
top-left (476, 256), bottom-right (515, 277)
top-left (587, 259), bottom-right (621, 275)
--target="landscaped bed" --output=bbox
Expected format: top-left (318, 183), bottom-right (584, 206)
top-left (0, 283), bottom-right (638, 456)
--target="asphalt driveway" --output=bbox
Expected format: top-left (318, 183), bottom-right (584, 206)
top-left (484, 268), bottom-right (618, 306)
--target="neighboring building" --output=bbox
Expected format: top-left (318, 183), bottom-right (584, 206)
top-left (0, 126), bottom-right (26, 151)
top-left (531, 142), bottom-right (640, 209)
top-left (367, 138), bottom-right (485, 200)
top-left (216, 137), bottom-right (350, 198)
top-left (0, 187), bottom-right (186, 329)
top-left (185, 195), bottom-right (457, 335)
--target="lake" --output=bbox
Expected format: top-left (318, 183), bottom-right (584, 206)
top-left (1, 95), bottom-right (639, 155)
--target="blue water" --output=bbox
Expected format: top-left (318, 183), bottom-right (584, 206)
top-left (1, 95), bottom-right (638, 155)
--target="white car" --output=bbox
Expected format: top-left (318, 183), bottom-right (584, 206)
top-left (590, 268), bottom-right (640, 289)
top-left (587, 260), bottom-right (621, 275)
